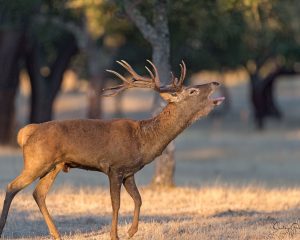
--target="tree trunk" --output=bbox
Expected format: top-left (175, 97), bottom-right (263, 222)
top-left (123, 0), bottom-right (175, 187)
top-left (249, 67), bottom-right (296, 129)
top-left (26, 35), bottom-right (78, 123)
top-left (150, 0), bottom-right (175, 187)
top-left (29, 79), bottom-right (54, 123)
top-left (87, 76), bottom-right (104, 119)
top-left (114, 94), bottom-right (124, 118)
top-left (0, 30), bottom-right (24, 145)
top-left (262, 72), bottom-right (282, 119)
top-left (249, 74), bottom-right (265, 129)
top-left (86, 45), bottom-right (104, 119)
top-left (85, 37), bottom-right (115, 119)
top-left (265, 68), bottom-right (298, 120)
top-left (151, 43), bottom-right (175, 187)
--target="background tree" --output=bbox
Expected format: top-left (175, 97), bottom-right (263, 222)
top-left (42, 0), bottom-right (130, 119)
top-left (170, 0), bottom-right (300, 129)
top-left (0, 0), bottom-right (79, 137)
top-left (25, 25), bottom-right (78, 123)
top-left (121, 0), bottom-right (175, 187)
top-left (0, 0), bottom-right (38, 144)
top-left (237, 0), bottom-right (300, 128)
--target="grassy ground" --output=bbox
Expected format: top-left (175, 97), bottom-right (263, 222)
top-left (1, 185), bottom-right (300, 239)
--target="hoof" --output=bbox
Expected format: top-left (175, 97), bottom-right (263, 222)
top-left (128, 227), bottom-right (138, 238)
top-left (110, 233), bottom-right (119, 240)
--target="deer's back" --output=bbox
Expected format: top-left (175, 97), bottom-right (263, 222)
top-left (22, 119), bottom-right (143, 173)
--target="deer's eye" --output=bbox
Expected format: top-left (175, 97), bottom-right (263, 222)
top-left (189, 89), bottom-right (197, 94)
top-left (171, 93), bottom-right (177, 97)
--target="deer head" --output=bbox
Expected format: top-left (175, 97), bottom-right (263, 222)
top-left (103, 60), bottom-right (224, 118)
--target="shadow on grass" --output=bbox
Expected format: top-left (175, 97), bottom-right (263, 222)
top-left (3, 208), bottom-right (300, 239)
top-left (212, 209), bottom-right (262, 218)
top-left (1, 210), bottom-right (192, 239)
top-left (211, 208), bottom-right (300, 232)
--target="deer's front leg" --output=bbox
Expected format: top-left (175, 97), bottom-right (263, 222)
top-left (108, 171), bottom-right (123, 240)
top-left (123, 175), bottom-right (142, 238)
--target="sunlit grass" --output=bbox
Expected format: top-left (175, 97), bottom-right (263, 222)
top-left (1, 185), bottom-right (300, 239)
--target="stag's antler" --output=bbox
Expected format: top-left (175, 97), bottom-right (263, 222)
top-left (103, 60), bottom-right (160, 97)
top-left (170, 60), bottom-right (186, 90)
top-left (103, 60), bottom-right (186, 96)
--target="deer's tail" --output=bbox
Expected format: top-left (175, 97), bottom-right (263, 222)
top-left (17, 124), bottom-right (39, 147)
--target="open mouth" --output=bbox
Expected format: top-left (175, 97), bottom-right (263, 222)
top-left (208, 89), bottom-right (225, 106)
top-left (212, 96), bottom-right (225, 105)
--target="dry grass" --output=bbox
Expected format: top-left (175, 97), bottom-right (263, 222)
top-left (1, 185), bottom-right (300, 239)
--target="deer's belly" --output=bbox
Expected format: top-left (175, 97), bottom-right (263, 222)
top-left (64, 152), bottom-right (143, 175)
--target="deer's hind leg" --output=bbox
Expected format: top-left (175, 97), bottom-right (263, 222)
top-left (33, 163), bottom-right (64, 240)
top-left (0, 170), bottom-right (37, 236)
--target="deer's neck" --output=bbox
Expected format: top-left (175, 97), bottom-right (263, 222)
top-left (139, 102), bottom-right (194, 163)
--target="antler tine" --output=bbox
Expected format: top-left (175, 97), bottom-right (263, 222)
top-left (102, 85), bottom-right (126, 97)
top-left (104, 60), bottom-right (162, 97)
top-left (145, 66), bottom-right (155, 80)
top-left (118, 60), bottom-right (150, 82)
top-left (103, 84), bottom-right (124, 91)
top-left (170, 71), bottom-right (179, 87)
top-left (178, 60), bottom-right (186, 86)
top-left (118, 60), bottom-right (134, 74)
top-left (146, 59), bottom-right (161, 88)
top-left (106, 69), bottom-right (131, 84)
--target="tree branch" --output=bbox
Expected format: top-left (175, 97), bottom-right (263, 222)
top-left (261, 66), bottom-right (298, 89)
top-left (35, 15), bottom-right (88, 49)
top-left (49, 35), bottom-right (78, 100)
top-left (123, 0), bottom-right (158, 45)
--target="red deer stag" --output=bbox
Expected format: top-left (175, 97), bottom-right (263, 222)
top-left (0, 60), bottom-right (224, 240)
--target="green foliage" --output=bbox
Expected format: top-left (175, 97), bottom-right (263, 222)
top-left (3, 0), bottom-right (300, 77)
top-left (169, 0), bottom-right (300, 73)
top-left (170, 0), bottom-right (247, 71)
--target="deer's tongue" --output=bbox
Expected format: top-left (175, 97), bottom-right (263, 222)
top-left (212, 97), bottom-right (225, 106)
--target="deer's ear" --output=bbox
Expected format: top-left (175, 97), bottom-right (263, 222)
top-left (160, 92), bottom-right (181, 102)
